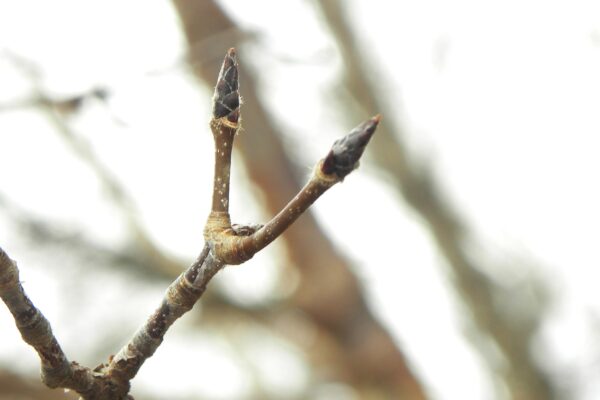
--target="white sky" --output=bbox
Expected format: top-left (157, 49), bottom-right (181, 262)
top-left (1, 0), bottom-right (600, 399)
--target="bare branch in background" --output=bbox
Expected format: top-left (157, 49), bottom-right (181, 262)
top-left (0, 192), bottom-right (178, 283)
top-left (0, 369), bottom-right (79, 400)
top-left (1, 51), bottom-right (184, 280)
top-left (1, 49), bottom-right (380, 399)
top-left (313, 0), bottom-right (553, 398)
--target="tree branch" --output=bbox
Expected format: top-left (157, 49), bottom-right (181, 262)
top-left (1, 48), bottom-right (380, 399)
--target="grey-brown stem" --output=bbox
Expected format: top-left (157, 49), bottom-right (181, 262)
top-left (210, 119), bottom-right (236, 214)
top-left (106, 245), bottom-right (217, 384)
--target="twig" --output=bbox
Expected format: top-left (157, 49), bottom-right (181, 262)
top-left (203, 49), bottom-right (379, 266)
top-left (206, 115), bottom-right (379, 265)
top-left (0, 48), bottom-right (380, 399)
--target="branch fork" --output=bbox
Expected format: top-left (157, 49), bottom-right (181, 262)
top-left (0, 47), bottom-right (380, 399)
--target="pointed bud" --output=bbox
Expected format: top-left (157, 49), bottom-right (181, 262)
top-left (321, 115), bottom-right (380, 179)
top-left (212, 48), bottom-right (240, 124)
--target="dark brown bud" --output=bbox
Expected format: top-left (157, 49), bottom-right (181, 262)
top-left (212, 48), bottom-right (240, 124)
top-left (321, 115), bottom-right (380, 179)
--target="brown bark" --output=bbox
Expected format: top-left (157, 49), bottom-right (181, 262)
top-left (170, 1), bottom-right (427, 398)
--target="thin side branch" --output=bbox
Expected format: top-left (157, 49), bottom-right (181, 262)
top-left (218, 115), bottom-right (380, 264)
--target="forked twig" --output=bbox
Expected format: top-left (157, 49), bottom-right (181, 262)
top-left (0, 48), bottom-right (379, 399)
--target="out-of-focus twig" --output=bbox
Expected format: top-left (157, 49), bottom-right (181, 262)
top-left (314, 1), bottom-right (553, 399)
top-left (0, 192), bottom-right (177, 282)
top-left (0, 368), bottom-right (79, 400)
top-left (170, 1), bottom-right (429, 398)
top-left (42, 108), bottom-right (183, 279)
top-left (2, 52), bottom-right (183, 279)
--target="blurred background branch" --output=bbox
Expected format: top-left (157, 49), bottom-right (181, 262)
top-left (0, 368), bottom-right (78, 400)
top-left (312, 1), bottom-right (553, 399)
